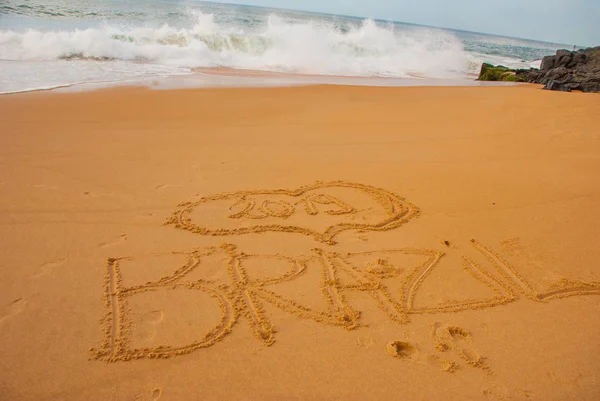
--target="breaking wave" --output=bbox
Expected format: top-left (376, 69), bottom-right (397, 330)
top-left (0, 12), bottom-right (470, 78)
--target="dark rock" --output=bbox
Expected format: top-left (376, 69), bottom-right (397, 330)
top-left (541, 55), bottom-right (555, 71)
top-left (478, 46), bottom-right (600, 92)
top-left (517, 68), bottom-right (542, 82)
top-left (556, 54), bottom-right (572, 68)
top-left (579, 77), bottom-right (600, 93)
top-left (568, 52), bottom-right (587, 68)
top-left (544, 80), bottom-right (571, 92)
top-left (542, 67), bottom-right (570, 84)
top-left (556, 49), bottom-right (572, 57)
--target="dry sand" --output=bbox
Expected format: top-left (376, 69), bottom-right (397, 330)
top-left (0, 84), bottom-right (599, 400)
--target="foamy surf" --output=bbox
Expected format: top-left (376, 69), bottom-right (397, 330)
top-left (0, 1), bottom-right (568, 93)
top-left (0, 14), bottom-right (470, 76)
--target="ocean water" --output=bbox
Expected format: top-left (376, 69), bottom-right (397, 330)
top-left (0, 0), bottom-right (570, 94)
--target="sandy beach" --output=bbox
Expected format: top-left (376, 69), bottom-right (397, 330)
top-left (0, 84), bottom-right (599, 400)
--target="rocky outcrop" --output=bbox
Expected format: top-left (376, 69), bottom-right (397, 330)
top-left (478, 63), bottom-right (526, 82)
top-left (478, 46), bottom-right (600, 92)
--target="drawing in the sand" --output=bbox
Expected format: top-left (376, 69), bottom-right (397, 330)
top-left (166, 181), bottom-right (419, 244)
top-left (92, 182), bottom-right (600, 366)
top-left (91, 239), bottom-right (600, 363)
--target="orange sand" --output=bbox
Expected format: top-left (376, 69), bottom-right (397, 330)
top-left (0, 85), bottom-right (599, 400)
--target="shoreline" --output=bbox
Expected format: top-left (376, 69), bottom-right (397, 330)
top-left (0, 67), bottom-right (522, 96)
top-left (1, 84), bottom-right (598, 400)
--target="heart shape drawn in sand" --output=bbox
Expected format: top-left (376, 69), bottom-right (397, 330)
top-left (167, 181), bottom-right (419, 244)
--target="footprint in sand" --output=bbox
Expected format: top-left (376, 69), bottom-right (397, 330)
top-left (386, 340), bottom-right (460, 373)
top-left (33, 258), bottom-right (66, 278)
top-left (151, 388), bottom-right (162, 400)
top-left (138, 310), bottom-right (164, 341)
top-left (142, 310), bottom-right (164, 324)
top-left (99, 234), bottom-right (127, 248)
top-left (424, 354), bottom-right (460, 373)
top-left (386, 341), bottom-right (420, 361)
top-left (356, 336), bottom-right (374, 350)
top-left (433, 323), bottom-right (490, 373)
top-left (0, 297), bottom-right (29, 326)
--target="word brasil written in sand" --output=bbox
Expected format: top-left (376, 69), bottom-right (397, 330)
top-left (91, 240), bottom-right (600, 362)
top-left (166, 181), bottom-right (419, 244)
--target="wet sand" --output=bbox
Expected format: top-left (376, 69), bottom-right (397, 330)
top-left (0, 84), bottom-right (599, 400)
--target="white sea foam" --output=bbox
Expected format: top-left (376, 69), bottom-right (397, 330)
top-left (465, 52), bottom-right (542, 73)
top-left (0, 59), bottom-right (190, 94)
top-left (2, 4), bottom-right (563, 94)
top-left (0, 12), bottom-right (470, 81)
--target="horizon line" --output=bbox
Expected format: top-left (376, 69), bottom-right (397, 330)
top-left (197, 0), bottom-right (581, 48)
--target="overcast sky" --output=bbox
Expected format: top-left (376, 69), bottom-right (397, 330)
top-left (207, 0), bottom-right (599, 46)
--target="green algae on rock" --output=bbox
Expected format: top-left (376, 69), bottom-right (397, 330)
top-left (477, 63), bottom-right (526, 82)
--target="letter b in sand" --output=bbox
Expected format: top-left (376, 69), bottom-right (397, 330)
top-left (91, 248), bottom-right (236, 362)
